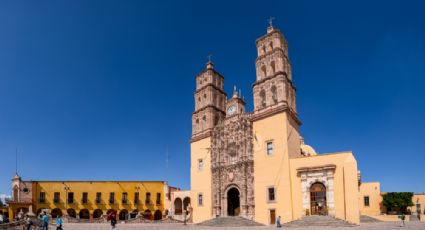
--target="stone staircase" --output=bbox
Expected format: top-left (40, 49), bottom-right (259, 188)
top-left (360, 215), bottom-right (381, 223)
top-left (283, 215), bottom-right (356, 228)
top-left (197, 216), bottom-right (263, 227)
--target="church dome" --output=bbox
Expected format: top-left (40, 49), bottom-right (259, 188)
top-left (301, 144), bottom-right (317, 156)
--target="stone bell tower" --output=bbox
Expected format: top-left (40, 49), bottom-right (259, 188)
top-left (191, 61), bottom-right (226, 141)
top-left (252, 24), bottom-right (297, 116)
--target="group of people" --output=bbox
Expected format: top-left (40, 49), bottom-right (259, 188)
top-left (24, 212), bottom-right (63, 230)
top-left (0, 213), bottom-right (9, 224)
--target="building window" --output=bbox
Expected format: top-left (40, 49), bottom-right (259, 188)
top-left (229, 152), bottom-right (237, 164)
top-left (96, 192), bottom-right (101, 204)
top-left (39, 192), bottom-right (46, 203)
top-left (198, 193), bottom-right (203, 206)
top-left (145, 192), bottom-right (151, 205)
top-left (156, 193), bottom-right (161, 205)
top-left (122, 192), bottom-right (128, 204)
top-left (82, 192), bottom-right (88, 204)
top-left (68, 192), bottom-right (74, 204)
top-left (261, 66), bottom-right (267, 78)
top-left (271, 85), bottom-right (277, 104)
top-left (260, 90), bottom-right (266, 107)
top-left (267, 142), bottom-right (273, 155)
top-left (268, 187), bottom-right (276, 202)
top-left (109, 192), bottom-right (115, 204)
top-left (198, 159), bottom-right (204, 171)
top-left (53, 192), bottom-right (60, 203)
top-left (134, 192), bottom-right (139, 204)
top-left (364, 196), bottom-right (370, 207)
top-left (271, 61), bottom-right (276, 74)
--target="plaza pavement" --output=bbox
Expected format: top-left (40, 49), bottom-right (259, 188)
top-left (57, 222), bottom-right (425, 230)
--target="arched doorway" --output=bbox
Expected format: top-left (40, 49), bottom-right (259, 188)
top-left (119, 209), bottom-right (128, 220)
top-left (93, 209), bottom-right (103, 219)
top-left (174, 198), bottom-right (182, 214)
top-left (183, 197), bottom-right (191, 214)
top-left (79, 209), bottom-right (90, 219)
top-left (51, 208), bottom-right (62, 218)
top-left (143, 209), bottom-right (152, 220)
top-left (153, 210), bottom-right (162, 220)
top-left (310, 182), bottom-right (327, 215)
top-left (130, 209), bottom-right (139, 218)
top-left (67, 209), bottom-right (76, 218)
top-left (227, 187), bottom-right (240, 216)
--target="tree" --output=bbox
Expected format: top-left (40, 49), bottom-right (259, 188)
top-left (382, 192), bottom-right (414, 214)
top-left (0, 199), bottom-right (3, 207)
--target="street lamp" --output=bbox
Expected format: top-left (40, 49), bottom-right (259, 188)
top-left (63, 183), bottom-right (70, 211)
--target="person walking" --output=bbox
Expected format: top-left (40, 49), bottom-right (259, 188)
top-left (56, 215), bottom-right (63, 230)
top-left (276, 215), bottom-right (282, 228)
top-left (42, 212), bottom-right (49, 230)
top-left (399, 213), bottom-right (405, 227)
top-left (25, 214), bottom-right (33, 230)
top-left (107, 211), bottom-right (117, 229)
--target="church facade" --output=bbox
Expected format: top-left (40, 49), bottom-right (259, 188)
top-left (190, 25), bottom-right (361, 225)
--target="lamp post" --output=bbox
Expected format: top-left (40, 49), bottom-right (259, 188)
top-left (63, 184), bottom-right (70, 211)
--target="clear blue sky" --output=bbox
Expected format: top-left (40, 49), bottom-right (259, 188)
top-left (1, 0), bottom-right (424, 195)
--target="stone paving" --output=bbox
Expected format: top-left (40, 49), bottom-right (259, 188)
top-left (54, 222), bottom-right (425, 230)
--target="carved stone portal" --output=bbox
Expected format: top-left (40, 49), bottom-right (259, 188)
top-left (211, 115), bottom-right (255, 219)
top-left (298, 165), bottom-right (336, 217)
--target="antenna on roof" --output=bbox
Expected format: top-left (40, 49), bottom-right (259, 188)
top-left (15, 147), bottom-right (18, 175)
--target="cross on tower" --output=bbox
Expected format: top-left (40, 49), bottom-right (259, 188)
top-left (207, 54), bottom-right (212, 63)
top-left (268, 17), bottom-right (275, 27)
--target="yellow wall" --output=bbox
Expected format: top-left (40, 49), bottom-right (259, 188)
top-left (253, 112), bottom-right (295, 225)
top-left (411, 194), bottom-right (425, 214)
top-left (290, 152), bottom-right (360, 225)
top-left (33, 181), bottom-right (166, 218)
top-left (190, 137), bottom-right (213, 223)
top-left (359, 182), bottom-right (382, 216)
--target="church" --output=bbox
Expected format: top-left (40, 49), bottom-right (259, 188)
top-left (190, 24), bottom-right (360, 225)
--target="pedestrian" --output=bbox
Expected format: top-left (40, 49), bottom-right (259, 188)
top-left (0, 213), bottom-right (3, 224)
top-left (107, 211), bottom-right (117, 229)
top-left (56, 215), bottom-right (63, 230)
top-left (276, 215), bottom-right (282, 228)
top-left (399, 213), bottom-right (405, 227)
top-left (42, 211), bottom-right (49, 230)
top-left (25, 214), bottom-right (33, 230)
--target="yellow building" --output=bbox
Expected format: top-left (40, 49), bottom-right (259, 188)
top-left (8, 175), bottom-right (175, 221)
top-left (190, 25), bottom-right (361, 225)
top-left (359, 182), bottom-right (425, 219)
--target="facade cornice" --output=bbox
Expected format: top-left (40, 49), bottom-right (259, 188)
top-left (250, 104), bottom-right (301, 125)
top-left (192, 105), bottom-right (226, 115)
top-left (195, 83), bottom-right (227, 95)
top-left (296, 164), bottom-right (336, 174)
top-left (255, 48), bottom-right (287, 62)
top-left (190, 130), bottom-right (212, 143)
top-left (252, 71), bottom-right (296, 91)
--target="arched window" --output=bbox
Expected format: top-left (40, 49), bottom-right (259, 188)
top-left (270, 61), bottom-right (276, 74)
top-left (202, 115), bottom-right (207, 128)
top-left (271, 85), bottom-right (277, 104)
top-left (260, 90), bottom-right (266, 107)
top-left (262, 46), bottom-right (266, 54)
top-left (270, 41), bottom-right (273, 50)
top-left (261, 66), bottom-right (267, 78)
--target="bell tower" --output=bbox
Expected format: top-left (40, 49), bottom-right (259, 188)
top-left (191, 61), bottom-right (226, 141)
top-left (252, 24), bottom-right (297, 116)
top-left (190, 60), bottom-right (226, 223)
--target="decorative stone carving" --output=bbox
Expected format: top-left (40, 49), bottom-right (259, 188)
top-left (298, 165), bottom-right (336, 217)
top-left (211, 114), bottom-right (255, 219)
